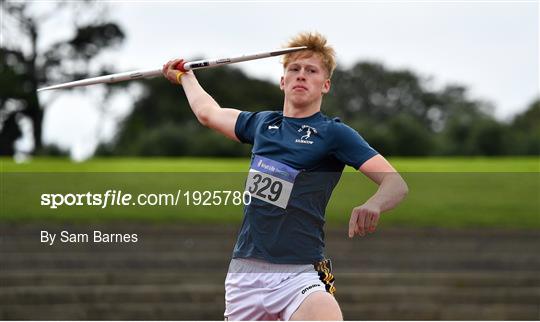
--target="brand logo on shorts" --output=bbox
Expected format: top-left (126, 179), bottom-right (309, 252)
top-left (295, 125), bottom-right (317, 144)
top-left (301, 284), bottom-right (321, 294)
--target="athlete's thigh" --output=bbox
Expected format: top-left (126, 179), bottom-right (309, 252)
top-left (289, 290), bottom-right (343, 321)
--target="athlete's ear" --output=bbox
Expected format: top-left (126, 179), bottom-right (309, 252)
top-left (322, 78), bottom-right (331, 94)
top-left (279, 76), bottom-right (285, 91)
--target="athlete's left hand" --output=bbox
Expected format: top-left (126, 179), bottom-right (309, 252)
top-left (348, 203), bottom-right (381, 238)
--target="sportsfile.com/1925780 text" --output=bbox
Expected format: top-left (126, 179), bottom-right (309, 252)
top-left (40, 190), bottom-right (252, 209)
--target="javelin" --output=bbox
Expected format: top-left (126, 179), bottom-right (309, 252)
top-left (37, 46), bottom-right (307, 92)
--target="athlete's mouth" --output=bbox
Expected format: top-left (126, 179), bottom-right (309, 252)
top-left (292, 85), bottom-right (308, 91)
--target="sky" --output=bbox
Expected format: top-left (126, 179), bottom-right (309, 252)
top-left (20, 1), bottom-right (540, 159)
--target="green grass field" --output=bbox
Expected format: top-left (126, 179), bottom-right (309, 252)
top-left (1, 156), bottom-right (539, 172)
top-left (1, 157), bottom-right (539, 228)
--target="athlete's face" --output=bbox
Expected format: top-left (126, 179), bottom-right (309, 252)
top-left (280, 54), bottom-right (331, 107)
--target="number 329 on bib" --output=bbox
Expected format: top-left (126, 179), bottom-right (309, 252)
top-left (245, 156), bottom-right (299, 209)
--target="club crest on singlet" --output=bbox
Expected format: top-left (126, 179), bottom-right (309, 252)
top-left (245, 155), bottom-right (300, 209)
top-left (295, 125), bottom-right (318, 145)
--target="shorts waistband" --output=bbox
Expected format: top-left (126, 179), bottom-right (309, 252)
top-left (228, 257), bottom-right (314, 274)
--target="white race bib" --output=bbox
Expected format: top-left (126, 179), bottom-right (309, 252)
top-left (245, 156), bottom-right (300, 209)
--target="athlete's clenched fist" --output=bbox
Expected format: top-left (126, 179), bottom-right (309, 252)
top-left (348, 203), bottom-right (381, 238)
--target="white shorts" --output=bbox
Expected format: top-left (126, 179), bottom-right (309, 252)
top-left (224, 257), bottom-right (336, 321)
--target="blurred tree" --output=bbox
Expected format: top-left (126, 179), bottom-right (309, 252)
top-left (0, 111), bottom-right (22, 156)
top-left (326, 62), bottom-right (497, 156)
top-left (506, 98), bottom-right (540, 155)
top-left (0, 1), bottom-right (124, 155)
top-left (433, 86), bottom-right (499, 155)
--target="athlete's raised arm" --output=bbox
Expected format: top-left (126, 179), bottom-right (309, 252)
top-left (163, 58), bottom-right (241, 142)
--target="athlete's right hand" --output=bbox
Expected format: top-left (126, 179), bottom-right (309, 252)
top-left (162, 59), bottom-right (187, 84)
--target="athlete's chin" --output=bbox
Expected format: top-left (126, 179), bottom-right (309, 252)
top-left (288, 96), bottom-right (315, 107)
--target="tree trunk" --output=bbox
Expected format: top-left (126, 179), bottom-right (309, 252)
top-left (29, 20), bottom-right (43, 154)
top-left (29, 96), bottom-right (43, 153)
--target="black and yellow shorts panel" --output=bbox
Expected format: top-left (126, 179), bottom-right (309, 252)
top-left (313, 258), bottom-right (336, 295)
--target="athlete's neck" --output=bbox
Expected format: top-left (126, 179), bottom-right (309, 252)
top-left (282, 100), bottom-right (322, 118)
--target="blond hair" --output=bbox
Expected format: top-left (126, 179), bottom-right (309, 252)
top-left (282, 32), bottom-right (336, 78)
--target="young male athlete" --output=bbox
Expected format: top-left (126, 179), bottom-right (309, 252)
top-left (163, 32), bottom-right (408, 321)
